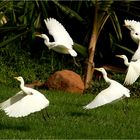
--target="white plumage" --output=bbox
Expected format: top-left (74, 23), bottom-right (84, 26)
top-left (116, 55), bottom-right (140, 85)
top-left (83, 68), bottom-right (130, 109)
top-left (0, 76), bottom-right (49, 118)
top-left (36, 18), bottom-right (77, 57)
top-left (124, 19), bottom-right (140, 60)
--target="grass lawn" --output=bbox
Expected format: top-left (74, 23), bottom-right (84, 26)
top-left (0, 84), bottom-right (140, 139)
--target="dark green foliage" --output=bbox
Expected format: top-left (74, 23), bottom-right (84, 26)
top-left (0, 0), bottom-right (140, 85)
top-left (0, 0), bottom-right (89, 83)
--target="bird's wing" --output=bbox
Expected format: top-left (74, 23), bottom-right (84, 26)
top-left (44, 18), bottom-right (73, 46)
top-left (3, 92), bottom-right (49, 118)
top-left (124, 19), bottom-right (140, 31)
top-left (0, 91), bottom-right (26, 110)
top-left (124, 60), bottom-right (140, 85)
top-left (131, 43), bottom-right (140, 60)
top-left (83, 81), bottom-right (130, 109)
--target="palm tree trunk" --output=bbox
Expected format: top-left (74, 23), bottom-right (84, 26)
top-left (84, 3), bottom-right (98, 89)
top-left (84, 1), bottom-right (110, 89)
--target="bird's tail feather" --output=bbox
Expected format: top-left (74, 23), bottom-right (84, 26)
top-left (68, 49), bottom-right (77, 57)
top-left (83, 104), bottom-right (98, 110)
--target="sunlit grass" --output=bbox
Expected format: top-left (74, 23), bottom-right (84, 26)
top-left (0, 84), bottom-right (140, 139)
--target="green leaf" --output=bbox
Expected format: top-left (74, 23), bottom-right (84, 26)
top-left (73, 42), bottom-right (87, 57)
top-left (52, 1), bottom-right (83, 22)
top-left (96, 12), bottom-right (110, 40)
top-left (0, 1), bottom-right (12, 11)
top-left (34, 14), bottom-right (41, 29)
top-left (39, 1), bottom-right (48, 18)
top-left (109, 11), bottom-right (122, 40)
top-left (0, 29), bottom-right (31, 48)
top-left (113, 43), bottom-right (134, 54)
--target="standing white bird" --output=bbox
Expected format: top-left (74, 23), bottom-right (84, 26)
top-left (124, 19), bottom-right (140, 61)
top-left (83, 68), bottom-right (130, 109)
top-left (0, 76), bottom-right (49, 118)
top-left (116, 55), bottom-right (140, 85)
top-left (36, 18), bottom-right (77, 57)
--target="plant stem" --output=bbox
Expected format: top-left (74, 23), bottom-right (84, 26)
top-left (84, 1), bottom-right (98, 89)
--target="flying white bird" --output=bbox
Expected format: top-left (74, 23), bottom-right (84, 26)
top-left (0, 76), bottom-right (49, 118)
top-left (83, 68), bottom-right (130, 109)
top-left (124, 19), bottom-right (140, 61)
top-left (36, 18), bottom-right (77, 57)
top-left (116, 54), bottom-right (140, 85)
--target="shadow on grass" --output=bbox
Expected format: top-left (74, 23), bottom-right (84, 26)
top-left (0, 121), bottom-right (30, 131)
top-left (70, 111), bottom-right (92, 117)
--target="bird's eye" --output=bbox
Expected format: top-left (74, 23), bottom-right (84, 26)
top-left (135, 32), bottom-right (139, 35)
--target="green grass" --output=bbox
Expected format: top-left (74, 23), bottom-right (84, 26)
top-left (0, 84), bottom-right (140, 139)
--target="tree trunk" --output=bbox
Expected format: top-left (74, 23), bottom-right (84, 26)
top-left (84, 29), bottom-right (97, 89)
top-left (84, 2), bottom-right (98, 89)
top-left (84, 0), bottom-right (112, 89)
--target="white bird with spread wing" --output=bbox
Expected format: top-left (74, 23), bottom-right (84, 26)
top-left (36, 18), bottom-right (77, 57)
top-left (124, 19), bottom-right (140, 61)
top-left (116, 55), bottom-right (140, 85)
top-left (0, 76), bottom-right (49, 118)
top-left (83, 68), bottom-right (130, 109)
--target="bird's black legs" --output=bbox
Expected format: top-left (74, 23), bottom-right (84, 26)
top-left (41, 109), bottom-right (50, 122)
top-left (73, 57), bottom-right (80, 67)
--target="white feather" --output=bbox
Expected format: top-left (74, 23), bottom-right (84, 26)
top-left (0, 77), bottom-right (49, 118)
top-left (0, 91), bottom-right (25, 110)
top-left (131, 42), bottom-right (140, 61)
top-left (116, 55), bottom-right (140, 85)
top-left (67, 49), bottom-right (78, 56)
top-left (124, 59), bottom-right (140, 85)
top-left (124, 19), bottom-right (140, 34)
top-left (124, 19), bottom-right (140, 60)
top-left (83, 68), bottom-right (130, 109)
top-left (44, 18), bottom-right (73, 45)
top-left (4, 91), bottom-right (49, 117)
top-left (37, 18), bottom-right (77, 57)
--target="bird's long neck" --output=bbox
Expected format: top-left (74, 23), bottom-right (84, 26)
top-left (123, 57), bottom-right (130, 66)
top-left (20, 79), bottom-right (25, 90)
top-left (44, 39), bottom-right (56, 50)
top-left (102, 72), bottom-right (111, 84)
top-left (44, 40), bottom-right (50, 46)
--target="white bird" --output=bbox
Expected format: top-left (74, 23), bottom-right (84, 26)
top-left (116, 54), bottom-right (140, 85)
top-left (124, 19), bottom-right (140, 61)
top-left (83, 68), bottom-right (130, 109)
top-left (36, 18), bottom-right (77, 57)
top-left (0, 76), bottom-right (49, 118)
